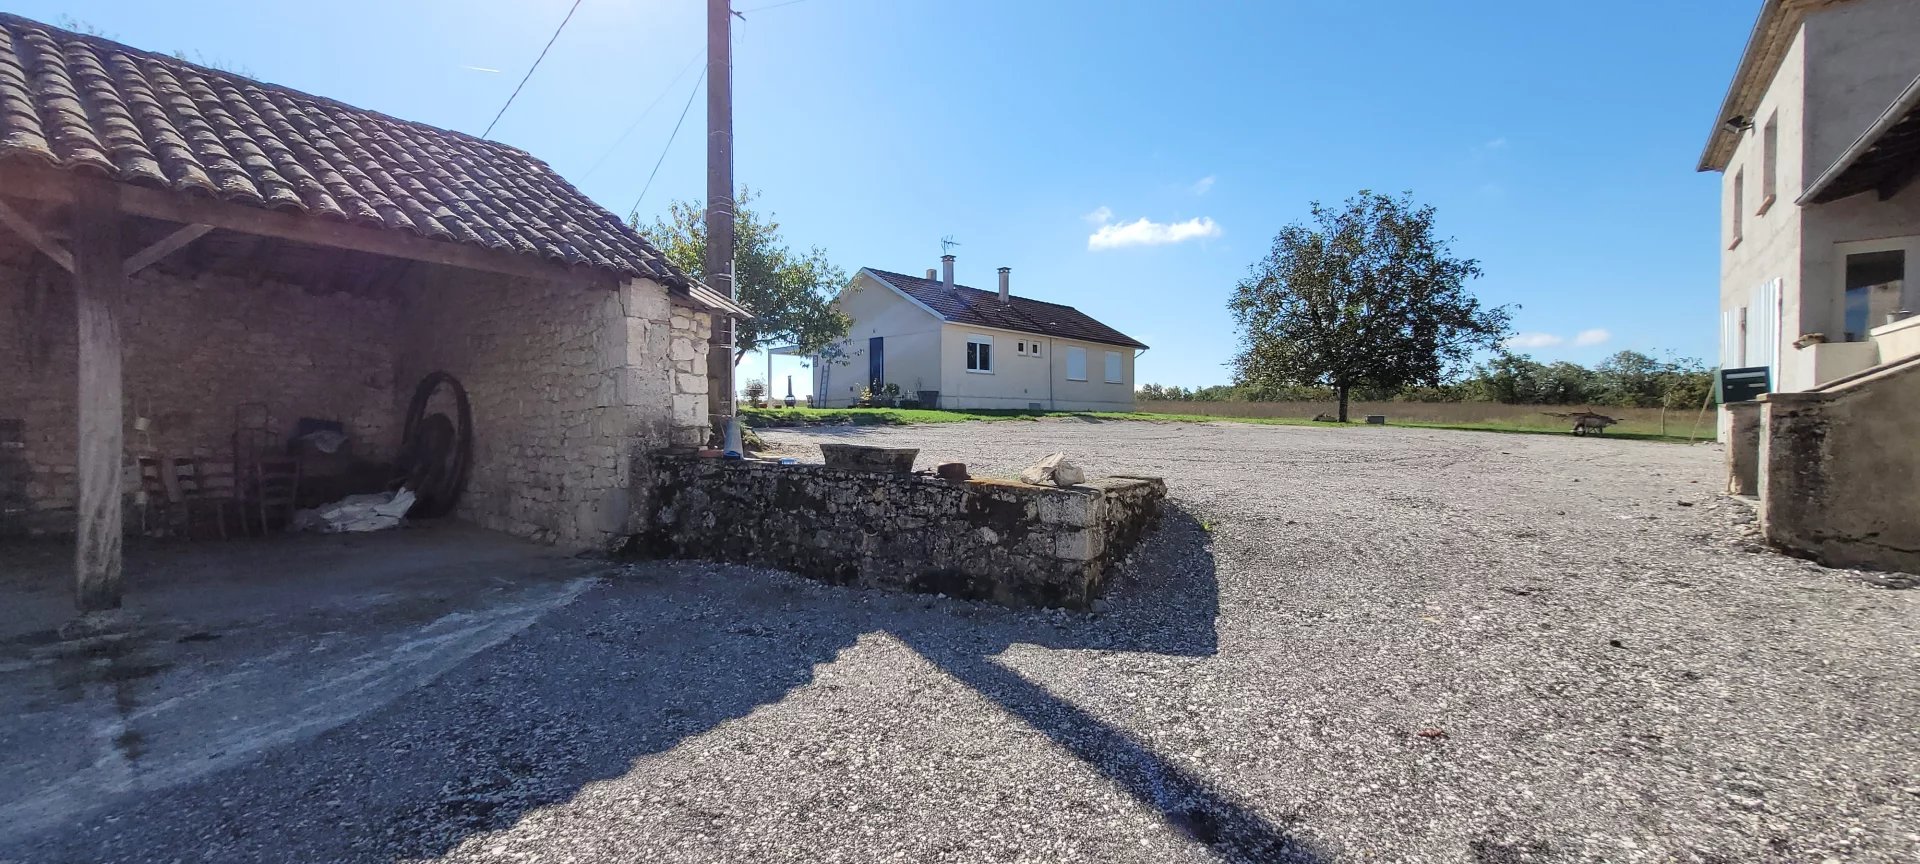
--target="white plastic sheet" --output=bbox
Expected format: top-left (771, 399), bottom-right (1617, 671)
top-left (292, 488), bottom-right (417, 533)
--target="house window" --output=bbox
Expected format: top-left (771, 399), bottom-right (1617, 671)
top-left (1065, 346), bottom-right (1087, 381)
top-left (966, 334), bottom-right (993, 372)
top-left (1844, 250), bottom-right (1905, 341)
top-left (1103, 351), bottom-right (1123, 383)
top-left (1730, 168), bottom-right (1744, 247)
top-left (1016, 340), bottom-right (1026, 355)
top-left (1760, 113), bottom-right (1778, 211)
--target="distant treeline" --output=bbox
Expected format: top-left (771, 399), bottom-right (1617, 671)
top-left (1141, 350), bottom-right (1716, 410)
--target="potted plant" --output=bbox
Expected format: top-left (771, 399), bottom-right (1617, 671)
top-left (882, 382), bottom-right (902, 407)
top-left (743, 379), bottom-right (767, 408)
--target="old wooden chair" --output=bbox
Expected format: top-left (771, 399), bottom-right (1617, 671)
top-left (136, 455), bottom-right (175, 536)
top-left (173, 457), bottom-right (239, 540)
top-left (251, 455), bottom-right (301, 534)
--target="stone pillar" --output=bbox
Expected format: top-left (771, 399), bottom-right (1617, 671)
top-left (1756, 392), bottom-right (1831, 560)
top-left (1724, 400), bottom-right (1761, 496)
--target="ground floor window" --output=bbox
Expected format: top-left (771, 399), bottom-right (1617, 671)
top-left (1844, 249), bottom-right (1906, 341)
top-left (966, 334), bottom-right (993, 372)
top-left (1104, 351), bottom-right (1123, 383)
top-left (1065, 346), bottom-right (1087, 381)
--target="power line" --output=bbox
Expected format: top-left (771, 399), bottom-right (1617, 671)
top-left (482, 0), bottom-right (586, 138)
top-left (627, 67), bottom-right (707, 223)
top-left (735, 0), bottom-right (813, 14)
top-left (581, 49), bottom-right (703, 179)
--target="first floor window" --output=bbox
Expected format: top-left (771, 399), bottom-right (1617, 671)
top-left (1104, 351), bottom-right (1123, 383)
top-left (966, 335), bottom-right (993, 372)
top-left (1065, 346), bottom-right (1087, 381)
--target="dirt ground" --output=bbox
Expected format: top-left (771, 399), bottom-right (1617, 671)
top-left (4, 420), bottom-right (1915, 863)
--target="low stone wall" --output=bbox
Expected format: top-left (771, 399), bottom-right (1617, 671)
top-left (1758, 355), bottom-right (1920, 574)
top-left (636, 456), bottom-right (1165, 609)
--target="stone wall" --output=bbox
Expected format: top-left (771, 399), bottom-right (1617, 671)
top-left (1, 245), bottom-right (397, 535)
top-left (638, 456), bottom-right (1165, 609)
top-left (394, 268), bottom-right (709, 549)
top-left (2, 228), bottom-right (711, 549)
top-left (1757, 355), bottom-right (1920, 573)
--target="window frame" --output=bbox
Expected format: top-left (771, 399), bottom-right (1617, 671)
top-left (965, 333), bottom-right (994, 374)
top-left (1758, 112), bottom-right (1778, 214)
top-left (1065, 346), bottom-right (1088, 381)
top-left (1730, 167), bottom-right (1745, 248)
top-left (1103, 350), bottom-right (1123, 384)
top-left (1839, 242), bottom-right (1911, 341)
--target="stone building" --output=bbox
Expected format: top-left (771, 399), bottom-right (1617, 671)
top-left (1702, 0), bottom-right (1920, 573)
top-left (0, 14), bottom-right (747, 609)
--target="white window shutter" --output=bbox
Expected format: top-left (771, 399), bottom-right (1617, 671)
top-left (1745, 279), bottom-right (1781, 374)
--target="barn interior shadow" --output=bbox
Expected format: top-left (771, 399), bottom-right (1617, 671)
top-left (7, 506), bottom-right (1325, 864)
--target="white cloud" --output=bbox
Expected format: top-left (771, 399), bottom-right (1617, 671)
top-left (1083, 206), bottom-right (1113, 225)
top-left (1190, 175), bottom-right (1216, 195)
top-left (1573, 328), bottom-right (1611, 347)
top-left (1506, 332), bottom-right (1564, 349)
top-left (1480, 137), bottom-right (1509, 151)
top-left (1087, 216), bottom-right (1221, 250)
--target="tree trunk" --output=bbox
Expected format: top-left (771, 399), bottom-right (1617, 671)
top-left (1336, 383), bottom-right (1350, 423)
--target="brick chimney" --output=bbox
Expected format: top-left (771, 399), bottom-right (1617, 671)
top-left (941, 254), bottom-right (955, 289)
top-left (997, 267), bottom-right (1010, 304)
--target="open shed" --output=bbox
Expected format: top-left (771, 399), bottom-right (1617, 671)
top-left (0, 14), bottom-right (747, 610)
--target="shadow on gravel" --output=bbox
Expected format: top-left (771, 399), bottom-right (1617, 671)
top-left (893, 506), bottom-right (1326, 863)
top-left (11, 507), bottom-right (1325, 864)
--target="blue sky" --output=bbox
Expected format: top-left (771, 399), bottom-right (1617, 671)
top-left (24, 0), bottom-right (1754, 392)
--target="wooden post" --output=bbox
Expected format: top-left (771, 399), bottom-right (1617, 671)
top-left (71, 179), bottom-right (125, 612)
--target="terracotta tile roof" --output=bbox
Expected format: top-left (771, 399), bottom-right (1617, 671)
top-left (0, 12), bottom-right (696, 289)
top-left (867, 268), bottom-right (1148, 349)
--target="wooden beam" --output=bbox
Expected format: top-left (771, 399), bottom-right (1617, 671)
top-left (0, 195), bottom-right (74, 273)
top-left (2, 163), bottom-right (615, 289)
top-left (70, 178), bottom-right (125, 612)
top-left (123, 222), bottom-right (212, 276)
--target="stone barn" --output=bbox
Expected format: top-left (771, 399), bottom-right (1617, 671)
top-left (0, 14), bottom-right (747, 610)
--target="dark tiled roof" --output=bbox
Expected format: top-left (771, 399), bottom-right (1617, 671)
top-left (867, 268), bottom-right (1147, 349)
top-left (0, 13), bottom-right (688, 285)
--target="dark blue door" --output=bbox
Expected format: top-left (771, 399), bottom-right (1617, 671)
top-left (868, 337), bottom-right (885, 394)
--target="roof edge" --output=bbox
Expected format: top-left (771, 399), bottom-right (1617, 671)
top-left (1798, 73), bottom-right (1920, 203)
top-left (0, 13), bottom-right (539, 159)
top-left (1699, 0), bottom-right (1804, 173)
top-left (856, 267), bottom-right (950, 323)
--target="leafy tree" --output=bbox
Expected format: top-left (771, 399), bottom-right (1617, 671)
top-left (640, 188), bottom-right (851, 363)
top-left (1538, 361), bottom-right (1594, 405)
top-left (1229, 191), bottom-right (1512, 421)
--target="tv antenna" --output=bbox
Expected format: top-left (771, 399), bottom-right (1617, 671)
top-left (940, 236), bottom-right (961, 255)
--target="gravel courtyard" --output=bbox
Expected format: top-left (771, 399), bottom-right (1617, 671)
top-left (9, 420), bottom-right (1917, 863)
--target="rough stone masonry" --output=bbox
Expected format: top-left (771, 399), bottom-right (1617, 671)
top-left (638, 455), bottom-right (1166, 609)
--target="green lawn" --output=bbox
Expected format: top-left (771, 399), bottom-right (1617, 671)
top-left (737, 407), bottom-right (1700, 443)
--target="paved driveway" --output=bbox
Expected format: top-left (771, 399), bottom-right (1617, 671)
top-left (7, 421), bottom-right (1916, 863)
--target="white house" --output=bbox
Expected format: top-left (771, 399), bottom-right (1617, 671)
top-left (1703, 0), bottom-right (1920, 397)
top-left (814, 255), bottom-right (1147, 411)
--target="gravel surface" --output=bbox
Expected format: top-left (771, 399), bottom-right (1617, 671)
top-left (9, 420), bottom-right (1916, 863)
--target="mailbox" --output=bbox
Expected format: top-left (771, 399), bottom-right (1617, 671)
top-left (1717, 366), bottom-right (1771, 403)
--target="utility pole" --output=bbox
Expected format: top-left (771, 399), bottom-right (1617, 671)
top-left (704, 0), bottom-right (737, 429)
